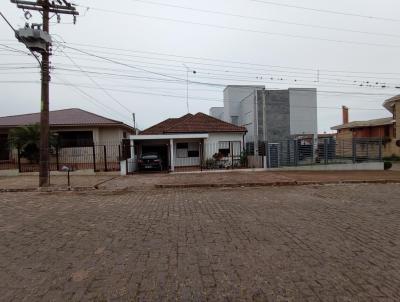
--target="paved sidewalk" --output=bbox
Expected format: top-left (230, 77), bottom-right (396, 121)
top-left (0, 175), bottom-right (115, 191)
top-left (2, 170), bottom-right (400, 191)
top-left (1, 184), bottom-right (400, 301)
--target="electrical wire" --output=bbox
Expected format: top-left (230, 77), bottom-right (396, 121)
top-left (55, 44), bottom-right (134, 114)
top-left (125, 0), bottom-right (400, 38)
top-left (78, 6), bottom-right (400, 49)
top-left (52, 40), bottom-right (400, 76)
top-left (250, 0), bottom-right (400, 23)
top-left (45, 80), bottom-right (389, 111)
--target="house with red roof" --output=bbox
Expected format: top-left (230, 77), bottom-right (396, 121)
top-left (0, 108), bottom-right (134, 170)
top-left (130, 112), bottom-right (247, 171)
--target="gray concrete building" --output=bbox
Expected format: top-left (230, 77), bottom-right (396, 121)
top-left (210, 85), bottom-right (318, 145)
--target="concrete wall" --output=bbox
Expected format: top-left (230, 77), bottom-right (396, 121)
top-left (289, 88), bottom-right (318, 136)
top-left (239, 93), bottom-right (256, 142)
top-left (223, 86), bottom-right (264, 123)
top-left (260, 90), bottom-right (291, 142)
top-left (215, 86), bottom-right (317, 144)
top-left (209, 107), bottom-right (224, 121)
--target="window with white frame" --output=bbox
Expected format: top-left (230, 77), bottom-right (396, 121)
top-left (218, 141), bottom-right (230, 157)
top-left (176, 142), bottom-right (199, 158)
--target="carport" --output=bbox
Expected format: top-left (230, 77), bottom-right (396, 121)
top-left (130, 133), bottom-right (209, 172)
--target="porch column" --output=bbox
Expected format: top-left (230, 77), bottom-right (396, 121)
top-left (170, 139), bottom-right (175, 172)
top-left (130, 139), bottom-right (135, 159)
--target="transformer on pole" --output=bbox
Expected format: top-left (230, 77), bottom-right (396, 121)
top-left (10, 0), bottom-right (79, 187)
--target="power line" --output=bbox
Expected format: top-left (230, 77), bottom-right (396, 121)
top-left (51, 40), bottom-right (400, 76)
top-left (52, 74), bottom-right (134, 123)
top-left (3, 78), bottom-right (394, 99)
top-left (250, 0), bottom-right (400, 23)
top-left (47, 80), bottom-right (389, 111)
top-left (53, 66), bottom-right (400, 91)
top-left (79, 6), bottom-right (400, 48)
top-left (60, 43), bottom-right (227, 87)
top-left (126, 0), bottom-right (400, 38)
top-left (55, 45), bottom-right (134, 114)
top-left (52, 56), bottom-right (400, 88)
top-left (51, 44), bottom-right (400, 90)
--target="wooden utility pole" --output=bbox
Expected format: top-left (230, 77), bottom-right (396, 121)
top-left (10, 0), bottom-right (78, 187)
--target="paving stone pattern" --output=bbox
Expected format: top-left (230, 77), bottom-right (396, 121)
top-left (1, 184), bottom-right (400, 301)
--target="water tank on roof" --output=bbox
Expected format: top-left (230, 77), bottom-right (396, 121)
top-left (16, 26), bottom-right (52, 53)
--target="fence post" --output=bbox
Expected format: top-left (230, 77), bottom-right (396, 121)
top-left (104, 145), bottom-right (108, 172)
top-left (379, 138), bottom-right (382, 161)
top-left (324, 139), bottom-right (328, 165)
top-left (56, 145), bottom-right (60, 171)
top-left (352, 139), bottom-right (356, 163)
top-left (92, 144), bottom-right (96, 172)
top-left (265, 141), bottom-right (269, 169)
top-left (17, 147), bottom-right (21, 172)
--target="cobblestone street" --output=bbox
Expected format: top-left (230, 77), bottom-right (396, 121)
top-left (1, 184), bottom-right (400, 301)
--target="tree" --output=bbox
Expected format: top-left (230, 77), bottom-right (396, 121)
top-left (8, 124), bottom-right (56, 163)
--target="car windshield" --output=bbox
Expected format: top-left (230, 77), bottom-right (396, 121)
top-left (141, 153), bottom-right (159, 160)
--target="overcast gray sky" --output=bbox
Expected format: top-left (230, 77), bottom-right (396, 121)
top-left (1, 0), bottom-right (400, 132)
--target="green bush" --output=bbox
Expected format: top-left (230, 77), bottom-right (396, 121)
top-left (383, 154), bottom-right (400, 162)
top-left (384, 161), bottom-right (393, 170)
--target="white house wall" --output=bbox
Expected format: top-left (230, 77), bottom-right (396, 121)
top-left (203, 132), bottom-right (244, 159)
top-left (174, 139), bottom-right (201, 167)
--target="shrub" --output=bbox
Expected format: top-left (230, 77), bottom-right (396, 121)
top-left (384, 161), bottom-right (393, 170)
top-left (383, 154), bottom-right (400, 162)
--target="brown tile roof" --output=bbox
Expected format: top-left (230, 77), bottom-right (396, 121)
top-left (0, 108), bottom-right (134, 131)
top-left (331, 117), bottom-right (394, 130)
top-left (140, 114), bottom-right (193, 135)
top-left (140, 112), bottom-right (247, 135)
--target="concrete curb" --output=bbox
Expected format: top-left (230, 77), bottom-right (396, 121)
top-left (0, 186), bottom-right (96, 193)
top-left (155, 179), bottom-right (400, 189)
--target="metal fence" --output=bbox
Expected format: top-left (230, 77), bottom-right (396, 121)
top-left (0, 137), bottom-right (383, 173)
top-left (0, 142), bottom-right (130, 173)
top-left (259, 137), bottom-right (383, 168)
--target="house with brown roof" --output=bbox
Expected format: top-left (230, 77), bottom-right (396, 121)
top-left (130, 112), bottom-right (247, 171)
top-left (0, 108), bottom-right (134, 170)
top-left (331, 95), bottom-right (400, 157)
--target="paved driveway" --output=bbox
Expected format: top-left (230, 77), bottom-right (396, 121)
top-left (1, 184), bottom-right (400, 301)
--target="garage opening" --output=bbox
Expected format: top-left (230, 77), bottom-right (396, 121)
top-left (141, 144), bottom-right (169, 171)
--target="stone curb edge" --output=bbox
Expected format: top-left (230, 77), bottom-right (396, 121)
top-left (155, 179), bottom-right (400, 189)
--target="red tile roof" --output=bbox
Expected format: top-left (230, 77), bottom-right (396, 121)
top-left (0, 108), bottom-right (134, 131)
top-left (140, 112), bottom-right (247, 135)
top-left (139, 114), bottom-right (193, 135)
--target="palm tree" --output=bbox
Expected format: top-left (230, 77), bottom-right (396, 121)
top-left (8, 124), bottom-right (56, 163)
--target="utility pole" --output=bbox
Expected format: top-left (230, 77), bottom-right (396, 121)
top-left (10, 0), bottom-right (78, 187)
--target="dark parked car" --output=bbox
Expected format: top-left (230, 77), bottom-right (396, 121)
top-left (138, 152), bottom-right (163, 171)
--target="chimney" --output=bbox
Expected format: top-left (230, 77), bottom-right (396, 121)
top-left (342, 106), bottom-right (349, 124)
